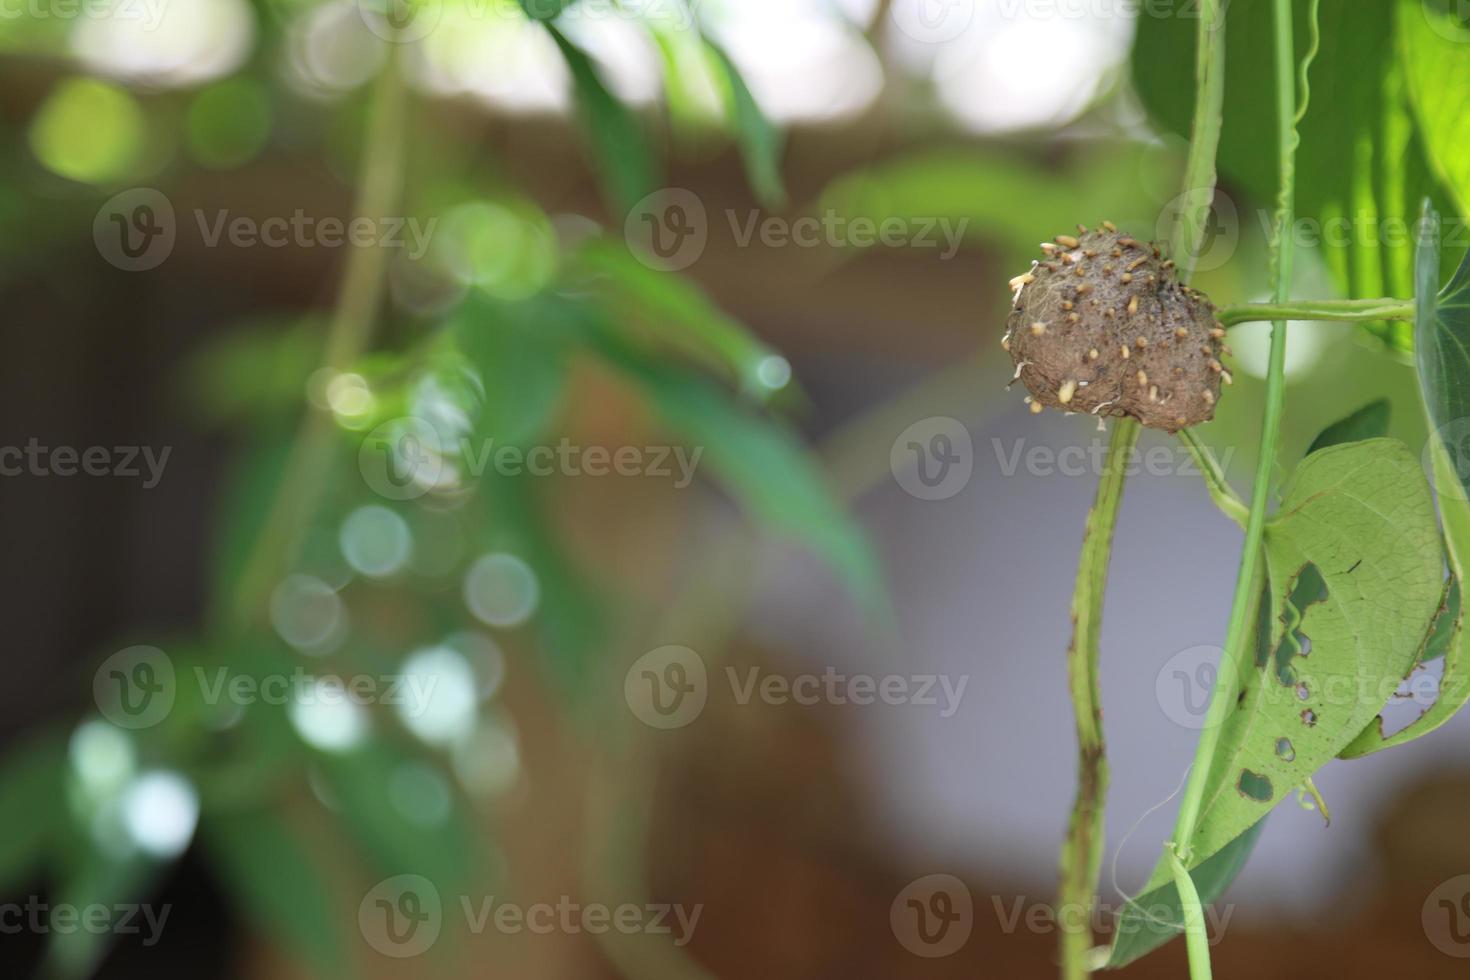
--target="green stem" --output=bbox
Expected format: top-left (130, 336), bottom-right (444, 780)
top-left (1058, 416), bottom-right (1138, 980)
top-left (1218, 297), bottom-right (1413, 327)
top-left (1171, 0), bottom-right (1229, 271)
top-left (1170, 847), bottom-right (1214, 980)
top-left (227, 48), bottom-right (409, 626)
top-left (1168, 2), bottom-right (1315, 977)
top-left (1176, 429), bottom-right (1247, 527)
top-left (1055, 4), bottom-right (1228, 976)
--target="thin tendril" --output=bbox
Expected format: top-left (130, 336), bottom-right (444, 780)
top-left (1110, 765), bottom-right (1194, 929)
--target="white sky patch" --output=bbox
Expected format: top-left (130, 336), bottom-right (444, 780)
top-left (72, 0), bottom-right (255, 88)
top-left (410, 7), bottom-right (570, 113)
top-left (702, 0), bottom-right (884, 123)
top-left (887, 0), bottom-right (1134, 134)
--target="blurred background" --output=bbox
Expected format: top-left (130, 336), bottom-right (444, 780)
top-left (4, 0), bottom-right (1470, 976)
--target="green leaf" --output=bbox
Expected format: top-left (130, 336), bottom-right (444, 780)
top-left (1399, 0), bottom-right (1470, 218)
top-left (1132, 0), bottom-right (1462, 351)
top-left (1340, 200), bottom-right (1470, 755)
top-left (1306, 399), bottom-right (1391, 454)
top-left (179, 317), bottom-right (321, 427)
top-left (451, 295), bottom-right (570, 447)
top-left (0, 733), bottom-right (63, 897)
top-left (42, 850), bottom-right (157, 980)
top-left (1412, 201), bottom-right (1470, 445)
top-left (543, 22), bottom-right (659, 213)
top-left (517, 0), bottom-right (577, 21)
top-left (1106, 818), bottom-right (1266, 969)
top-left (1135, 440), bottom-right (1442, 898)
top-left (452, 294), bottom-right (611, 687)
top-left (1422, 577), bottom-right (1460, 665)
top-left (205, 808), bottom-right (348, 979)
top-left (571, 238), bottom-right (788, 397)
top-left (704, 39), bottom-right (785, 208)
top-left (589, 328), bottom-right (884, 606)
top-left (208, 431), bottom-right (294, 622)
top-left (315, 741), bottom-right (481, 897)
top-left (482, 464), bottom-right (609, 688)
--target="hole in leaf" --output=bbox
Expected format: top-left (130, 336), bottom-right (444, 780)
top-left (1295, 682), bottom-right (1310, 701)
top-left (1275, 737), bottom-right (1295, 762)
top-left (1300, 708), bottom-right (1317, 727)
top-left (1271, 563), bottom-right (1327, 686)
top-left (1379, 659), bottom-right (1448, 738)
top-left (1238, 769), bottom-right (1274, 802)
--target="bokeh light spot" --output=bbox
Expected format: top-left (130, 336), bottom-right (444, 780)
top-left (340, 505), bottom-right (413, 578)
top-left (29, 78), bottom-right (145, 184)
top-left (463, 553), bottom-right (539, 628)
top-left (397, 645), bottom-right (479, 746)
top-left (187, 78), bottom-right (270, 169)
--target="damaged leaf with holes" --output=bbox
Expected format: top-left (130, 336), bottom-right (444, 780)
top-left (1183, 438), bottom-right (1441, 859)
top-left (1114, 438), bottom-right (1442, 955)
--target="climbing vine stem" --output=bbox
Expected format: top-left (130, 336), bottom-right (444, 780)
top-left (1218, 297), bottom-right (1413, 327)
top-left (228, 44), bottom-right (408, 626)
top-left (1054, 2), bottom-right (1227, 977)
top-left (1166, 2), bottom-right (1319, 978)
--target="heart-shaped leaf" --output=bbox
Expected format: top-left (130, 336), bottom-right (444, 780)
top-left (1127, 439), bottom-right (1442, 904)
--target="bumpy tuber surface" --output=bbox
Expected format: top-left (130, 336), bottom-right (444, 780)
top-left (1004, 224), bottom-right (1231, 432)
